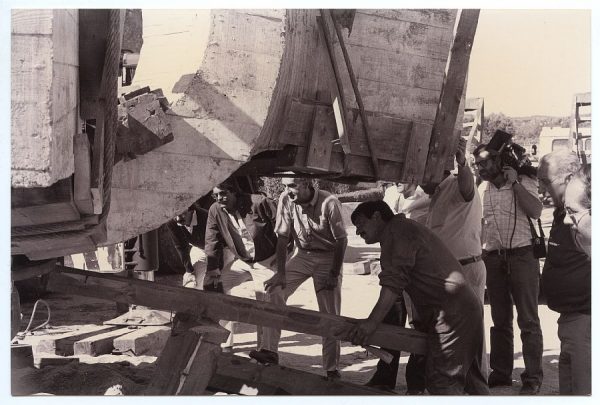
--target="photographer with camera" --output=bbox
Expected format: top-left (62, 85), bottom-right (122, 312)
top-left (474, 130), bottom-right (544, 395)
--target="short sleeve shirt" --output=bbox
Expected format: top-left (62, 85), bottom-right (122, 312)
top-left (479, 176), bottom-right (539, 251)
top-left (426, 175), bottom-right (482, 259)
top-left (275, 189), bottom-right (347, 251)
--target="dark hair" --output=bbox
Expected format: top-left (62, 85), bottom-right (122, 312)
top-left (474, 142), bottom-right (537, 178)
top-left (215, 180), bottom-right (239, 194)
top-left (351, 200), bottom-right (395, 223)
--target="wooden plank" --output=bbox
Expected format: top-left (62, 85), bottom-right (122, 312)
top-left (345, 11), bottom-right (455, 60)
top-left (46, 267), bottom-right (428, 355)
top-left (73, 327), bottom-right (134, 356)
top-left (212, 353), bottom-right (388, 395)
top-left (113, 326), bottom-right (171, 356)
top-left (359, 9), bottom-right (458, 30)
top-left (345, 43), bottom-right (447, 91)
top-left (331, 10), bottom-right (380, 178)
top-left (317, 12), bottom-right (352, 154)
top-left (73, 132), bottom-right (95, 215)
top-left (400, 122), bottom-right (434, 183)
top-left (34, 324), bottom-right (117, 356)
top-left (423, 9), bottom-right (479, 183)
top-left (146, 319), bottom-right (228, 395)
top-left (305, 106), bottom-right (335, 171)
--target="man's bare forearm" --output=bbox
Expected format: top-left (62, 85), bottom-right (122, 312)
top-left (368, 287), bottom-right (399, 323)
top-left (457, 164), bottom-right (475, 201)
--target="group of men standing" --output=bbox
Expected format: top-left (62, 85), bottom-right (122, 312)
top-left (169, 140), bottom-right (591, 396)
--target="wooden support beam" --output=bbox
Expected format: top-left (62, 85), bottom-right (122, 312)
top-left (317, 12), bottom-right (352, 155)
top-left (35, 325), bottom-right (117, 356)
top-left (423, 9), bottom-right (479, 183)
top-left (211, 353), bottom-right (388, 395)
top-left (113, 326), bottom-right (171, 356)
top-left (46, 267), bottom-right (428, 355)
top-left (73, 327), bottom-right (134, 356)
top-left (146, 316), bottom-right (229, 395)
top-left (330, 10), bottom-right (381, 179)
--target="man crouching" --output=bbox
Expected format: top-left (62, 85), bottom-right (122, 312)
top-left (348, 200), bottom-right (489, 395)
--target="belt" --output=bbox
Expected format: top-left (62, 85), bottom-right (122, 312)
top-left (484, 246), bottom-right (531, 256)
top-left (458, 255), bottom-right (482, 265)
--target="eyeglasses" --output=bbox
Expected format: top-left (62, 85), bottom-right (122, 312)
top-left (565, 207), bottom-right (590, 227)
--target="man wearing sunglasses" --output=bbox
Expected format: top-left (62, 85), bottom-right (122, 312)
top-left (204, 180), bottom-right (280, 353)
top-left (539, 153), bottom-right (590, 395)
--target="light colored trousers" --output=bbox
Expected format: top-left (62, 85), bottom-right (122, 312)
top-left (261, 249), bottom-right (342, 372)
top-left (558, 312), bottom-right (591, 395)
top-left (191, 247), bottom-right (281, 350)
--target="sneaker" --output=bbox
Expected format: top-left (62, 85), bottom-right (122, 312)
top-left (249, 349), bottom-right (279, 365)
top-left (487, 371), bottom-right (512, 388)
top-left (326, 370), bottom-right (342, 381)
top-left (182, 272), bottom-right (197, 288)
top-left (519, 382), bottom-right (541, 395)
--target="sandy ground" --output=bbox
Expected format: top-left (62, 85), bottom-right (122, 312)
top-left (11, 207), bottom-right (564, 396)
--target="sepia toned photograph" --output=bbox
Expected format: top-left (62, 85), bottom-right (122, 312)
top-left (7, 2), bottom-right (593, 397)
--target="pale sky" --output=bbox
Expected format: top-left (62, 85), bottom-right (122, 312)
top-left (466, 9), bottom-right (591, 117)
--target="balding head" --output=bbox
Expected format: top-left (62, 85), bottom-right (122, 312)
top-left (538, 150), bottom-right (581, 205)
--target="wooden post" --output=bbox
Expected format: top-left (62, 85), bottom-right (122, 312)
top-left (423, 9), bottom-right (480, 183)
top-left (146, 314), bottom-right (229, 395)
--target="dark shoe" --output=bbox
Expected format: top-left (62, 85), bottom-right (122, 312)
top-left (365, 380), bottom-right (395, 390)
top-left (249, 349), bottom-right (279, 365)
top-left (519, 382), bottom-right (541, 395)
top-left (326, 370), bottom-right (342, 381)
top-left (487, 371), bottom-right (513, 388)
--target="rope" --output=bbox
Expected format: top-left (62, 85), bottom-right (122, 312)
top-left (12, 299), bottom-right (51, 343)
top-left (12, 10), bottom-right (121, 244)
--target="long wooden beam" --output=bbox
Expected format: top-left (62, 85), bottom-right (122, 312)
top-left (210, 353), bottom-right (389, 395)
top-left (423, 9), bottom-right (480, 183)
top-left (46, 266), bottom-right (427, 354)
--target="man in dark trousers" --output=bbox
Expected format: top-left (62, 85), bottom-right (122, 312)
top-left (474, 141), bottom-right (544, 395)
top-left (538, 152), bottom-right (590, 395)
top-left (348, 200), bottom-right (489, 395)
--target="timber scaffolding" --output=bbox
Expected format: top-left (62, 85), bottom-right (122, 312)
top-left (38, 266), bottom-right (427, 395)
top-left (12, 9), bottom-right (480, 256)
top-left (11, 9), bottom-right (478, 394)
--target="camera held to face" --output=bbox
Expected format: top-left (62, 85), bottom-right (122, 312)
top-left (488, 130), bottom-right (532, 171)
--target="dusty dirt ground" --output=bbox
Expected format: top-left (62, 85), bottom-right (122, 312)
top-left (11, 207), bottom-right (563, 396)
